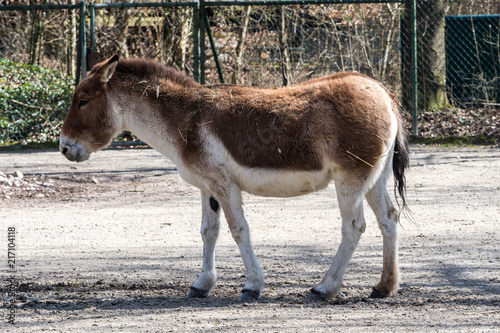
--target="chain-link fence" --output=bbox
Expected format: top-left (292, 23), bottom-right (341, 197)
top-left (204, 3), bottom-right (403, 90)
top-left (88, 2), bottom-right (198, 77)
top-left (0, 1), bottom-right (86, 83)
top-left (401, 0), bottom-right (498, 114)
top-left (1, 0), bottom-right (499, 143)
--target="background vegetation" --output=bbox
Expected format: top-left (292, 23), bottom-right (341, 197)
top-left (0, 0), bottom-right (498, 145)
top-left (0, 58), bottom-right (73, 145)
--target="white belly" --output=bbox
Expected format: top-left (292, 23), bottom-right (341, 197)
top-left (229, 162), bottom-right (337, 197)
top-left (196, 130), bottom-right (338, 198)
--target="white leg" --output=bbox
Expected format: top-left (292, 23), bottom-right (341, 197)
top-left (366, 176), bottom-right (400, 298)
top-left (309, 177), bottom-right (366, 301)
top-left (219, 184), bottom-right (264, 301)
top-left (188, 191), bottom-right (221, 298)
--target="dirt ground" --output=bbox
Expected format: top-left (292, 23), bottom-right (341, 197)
top-left (1, 145), bottom-right (499, 332)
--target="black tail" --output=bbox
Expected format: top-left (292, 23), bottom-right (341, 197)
top-left (392, 113), bottom-right (410, 214)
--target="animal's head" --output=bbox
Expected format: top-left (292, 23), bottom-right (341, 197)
top-left (60, 52), bottom-right (122, 162)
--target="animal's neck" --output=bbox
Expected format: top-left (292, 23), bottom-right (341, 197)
top-left (109, 81), bottom-right (203, 166)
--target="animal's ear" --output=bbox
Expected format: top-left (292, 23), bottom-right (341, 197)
top-left (98, 51), bottom-right (121, 83)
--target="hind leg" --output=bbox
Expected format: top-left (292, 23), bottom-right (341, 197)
top-left (366, 176), bottom-right (400, 298)
top-left (309, 176), bottom-right (366, 301)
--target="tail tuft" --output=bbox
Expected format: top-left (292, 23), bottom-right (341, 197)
top-left (392, 107), bottom-right (410, 215)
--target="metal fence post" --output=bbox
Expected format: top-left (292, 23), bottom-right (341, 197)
top-left (199, 0), bottom-right (206, 84)
top-left (411, 0), bottom-right (418, 135)
top-left (205, 14), bottom-right (225, 83)
top-left (75, 1), bottom-right (87, 86)
top-left (81, 1), bottom-right (87, 79)
top-left (90, 3), bottom-right (95, 52)
top-left (193, 4), bottom-right (200, 83)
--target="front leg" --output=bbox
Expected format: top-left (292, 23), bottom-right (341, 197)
top-left (188, 191), bottom-right (221, 298)
top-left (218, 185), bottom-right (264, 301)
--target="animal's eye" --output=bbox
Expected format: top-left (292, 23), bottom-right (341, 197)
top-left (79, 100), bottom-right (89, 107)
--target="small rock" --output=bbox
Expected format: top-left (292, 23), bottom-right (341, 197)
top-left (0, 176), bottom-right (6, 183)
top-left (4, 195), bottom-right (11, 199)
top-left (42, 183), bottom-right (54, 187)
top-left (35, 194), bottom-right (45, 198)
top-left (14, 181), bottom-right (21, 187)
top-left (92, 178), bottom-right (99, 184)
top-left (0, 171), bottom-right (5, 177)
top-left (14, 170), bottom-right (24, 180)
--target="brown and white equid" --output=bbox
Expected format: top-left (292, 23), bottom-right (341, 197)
top-left (60, 52), bottom-right (409, 301)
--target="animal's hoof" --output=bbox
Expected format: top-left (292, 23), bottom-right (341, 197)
top-left (239, 289), bottom-right (261, 302)
top-left (188, 286), bottom-right (210, 298)
top-left (306, 288), bottom-right (329, 302)
top-left (369, 287), bottom-right (389, 299)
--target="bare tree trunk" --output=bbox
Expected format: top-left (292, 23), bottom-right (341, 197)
top-left (67, 0), bottom-right (76, 77)
top-left (380, 4), bottom-right (398, 81)
top-left (29, 11), bottom-right (41, 65)
top-left (232, 6), bottom-right (252, 84)
top-left (176, 8), bottom-right (192, 72)
top-left (402, 0), bottom-right (448, 112)
top-left (358, 6), bottom-right (377, 79)
top-left (114, 10), bottom-right (130, 58)
top-left (279, 6), bottom-right (292, 86)
top-left (161, 8), bottom-right (191, 71)
top-left (327, 13), bottom-right (345, 72)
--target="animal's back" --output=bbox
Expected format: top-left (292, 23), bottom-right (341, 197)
top-left (204, 72), bottom-right (396, 174)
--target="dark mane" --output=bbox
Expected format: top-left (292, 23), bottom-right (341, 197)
top-left (92, 58), bottom-right (199, 88)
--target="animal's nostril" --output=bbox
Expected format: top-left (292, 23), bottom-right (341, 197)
top-left (62, 147), bottom-right (69, 155)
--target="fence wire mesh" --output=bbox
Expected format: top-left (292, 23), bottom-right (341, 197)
top-left (203, 3), bottom-right (403, 95)
top-left (400, 0), bottom-right (499, 112)
top-left (0, 4), bottom-right (80, 78)
top-left (0, 0), bottom-right (499, 144)
top-left (90, 5), bottom-right (196, 75)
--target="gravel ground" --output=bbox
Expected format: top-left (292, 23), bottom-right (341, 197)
top-left (1, 146), bottom-right (499, 332)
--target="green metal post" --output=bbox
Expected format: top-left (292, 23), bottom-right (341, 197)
top-left (199, 0), bottom-right (206, 84)
top-left (205, 14), bottom-right (225, 83)
top-left (75, 26), bottom-right (81, 87)
top-left (411, 0), bottom-right (418, 135)
top-left (90, 4), bottom-right (95, 52)
top-left (193, 5), bottom-right (200, 82)
top-left (80, 1), bottom-right (87, 82)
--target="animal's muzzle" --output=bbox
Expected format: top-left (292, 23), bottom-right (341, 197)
top-left (59, 136), bottom-right (90, 162)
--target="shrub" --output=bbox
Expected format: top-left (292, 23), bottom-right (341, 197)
top-left (0, 58), bottom-right (74, 145)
